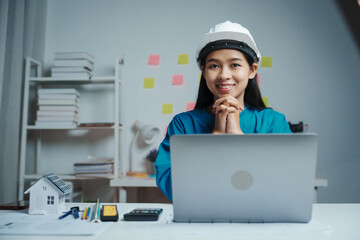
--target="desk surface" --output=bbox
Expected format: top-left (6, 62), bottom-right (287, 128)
top-left (0, 203), bottom-right (359, 240)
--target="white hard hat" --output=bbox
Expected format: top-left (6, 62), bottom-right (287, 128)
top-left (196, 21), bottom-right (261, 67)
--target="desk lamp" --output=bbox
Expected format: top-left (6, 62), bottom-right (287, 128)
top-left (129, 120), bottom-right (160, 172)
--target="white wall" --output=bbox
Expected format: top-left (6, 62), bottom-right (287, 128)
top-left (41, 0), bottom-right (360, 202)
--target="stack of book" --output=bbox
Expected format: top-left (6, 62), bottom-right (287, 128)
top-left (51, 52), bottom-right (94, 79)
top-left (74, 156), bottom-right (114, 178)
top-left (35, 88), bottom-right (80, 128)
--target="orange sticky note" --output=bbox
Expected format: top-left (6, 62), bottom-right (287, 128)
top-left (262, 96), bottom-right (269, 107)
top-left (162, 104), bottom-right (173, 114)
top-left (261, 57), bottom-right (272, 68)
top-left (172, 74), bottom-right (184, 85)
top-left (186, 102), bottom-right (196, 111)
top-left (143, 78), bottom-right (155, 88)
top-left (178, 54), bottom-right (189, 64)
top-left (148, 54), bottom-right (160, 65)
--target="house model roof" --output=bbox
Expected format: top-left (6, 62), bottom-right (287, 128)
top-left (24, 173), bottom-right (72, 195)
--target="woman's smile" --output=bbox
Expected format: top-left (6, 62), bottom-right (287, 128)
top-left (217, 84), bottom-right (235, 93)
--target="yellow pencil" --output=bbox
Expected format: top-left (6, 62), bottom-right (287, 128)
top-left (82, 207), bottom-right (88, 220)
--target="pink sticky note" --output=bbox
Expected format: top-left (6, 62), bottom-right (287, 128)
top-left (164, 125), bottom-right (168, 136)
top-left (148, 54), bottom-right (160, 65)
top-left (172, 74), bottom-right (184, 85)
top-left (257, 73), bottom-right (261, 85)
top-left (186, 102), bottom-right (196, 111)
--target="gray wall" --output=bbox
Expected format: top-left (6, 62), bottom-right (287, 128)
top-left (0, 0), bottom-right (47, 204)
top-left (22, 0), bottom-right (360, 202)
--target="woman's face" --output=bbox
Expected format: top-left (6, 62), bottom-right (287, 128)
top-left (201, 49), bottom-right (257, 105)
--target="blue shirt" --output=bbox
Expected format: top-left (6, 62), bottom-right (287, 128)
top-left (155, 106), bottom-right (292, 201)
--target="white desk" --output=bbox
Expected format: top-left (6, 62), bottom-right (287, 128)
top-left (1, 203), bottom-right (359, 240)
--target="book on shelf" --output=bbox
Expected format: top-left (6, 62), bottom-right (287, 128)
top-left (74, 156), bottom-right (114, 165)
top-left (51, 66), bottom-right (92, 73)
top-left (38, 88), bottom-right (80, 95)
top-left (38, 99), bottom-right (79, 106)
top-left (55, 52), bottom-right (95, 63)
top-left (36, 88), bottom-right (80, 125)
top-left (39, 105), bottom-right (79, 111)
top-left (51, 52), bottom-right (94, 78)
top-left (36, 115), bottom-right (79, 122)
top-left (38, 93), bottom-right (78, 100)
top-left (51, 66), bottom-right (93, 79)
top-left (74, 156), bottom-right (114, 179)
top-left (37, 110), bottom-right (78, 117)
top-left (74, 173), bottom-right (114, 179)
top-left (54, 59), bottom-right (93, 71)
top-left (78, 122), bottom-right (114, 127)
top-left (74, 164), bottom-right (113, 173)
top-left (35, 121), bottom-right (78, 128)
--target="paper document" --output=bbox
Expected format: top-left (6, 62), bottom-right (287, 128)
top-left (0, 211), bottom-right (112, 236)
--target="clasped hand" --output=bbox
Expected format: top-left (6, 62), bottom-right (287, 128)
top-left (212, 96), bottom-right (244, 134)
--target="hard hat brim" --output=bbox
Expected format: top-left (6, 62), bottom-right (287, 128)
top-left (196, 31), bottom-right (261, 67)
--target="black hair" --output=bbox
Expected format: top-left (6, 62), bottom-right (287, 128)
top-left (195, 42), bottom-right (267, 110)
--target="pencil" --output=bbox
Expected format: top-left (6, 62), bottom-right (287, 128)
top-left (97, 200), bottom-right (101, 220)
top-left (85, 207), bottom-right (91, 220)
top-left (82, 207), bottom-right (88, 220)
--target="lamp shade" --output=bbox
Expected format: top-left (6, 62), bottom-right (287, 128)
top-left (134, 120), bottom-right (160, 145)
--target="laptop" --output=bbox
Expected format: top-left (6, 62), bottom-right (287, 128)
top-left (170, 134), bottom-right (318, 223)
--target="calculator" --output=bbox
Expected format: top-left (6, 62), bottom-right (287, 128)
top-left (123, 208), bottom-right (163, 221)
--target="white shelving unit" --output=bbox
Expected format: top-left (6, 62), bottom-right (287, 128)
top-left (18, 57), bottom-right (124, 200)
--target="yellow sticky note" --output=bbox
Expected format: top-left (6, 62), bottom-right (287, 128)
top-left (162, 104), bottom-right (173, 114)
top-left (262, 96), bottom-right (269, 107)
top-left (261, 57), bottom-right (272, 68)
top-left (143, 78), bottom-right (155, 88)
top-left (178, 54), bottom-right (189, 64)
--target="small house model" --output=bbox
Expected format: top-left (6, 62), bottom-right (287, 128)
top-left (24, 173), bottom-right (72, 215)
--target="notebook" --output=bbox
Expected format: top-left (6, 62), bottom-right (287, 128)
top-left (170, 134), bottom-right (318, 223)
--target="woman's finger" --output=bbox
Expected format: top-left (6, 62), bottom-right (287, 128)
top-left (213, 96), bottom-right (243, 110)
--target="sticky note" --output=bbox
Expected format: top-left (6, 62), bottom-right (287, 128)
top-left (143, 78), bottom-right (155, 88)
top-left (257, 73), bottom-right (261, 85)
top-left (172, 74), bottom-right (184, 85)
top-left (261, 57), bottom-right (272, 68)
top-left (186, 102), bottom-right (196, 111)
top-left (148, 54), bottom-right (160, 65)
top-left (178, 54), bottom-right (189, 64)
top-left (164, 125), bottom-right (168, 136)
top-left (162, 104), bottom-right (173, 114)
top-left (262, 97), bottom-right (269, 107)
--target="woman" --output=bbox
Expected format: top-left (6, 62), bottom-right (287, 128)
top-left (156, 21), bottom-right (292, 201)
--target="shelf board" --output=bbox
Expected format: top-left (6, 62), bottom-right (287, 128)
top-left (29, 76), bottom-right (119, 84)
top-left (24, 174), bottom-right (103, 181)
top-left (110, 176), bottom-right (156, 187)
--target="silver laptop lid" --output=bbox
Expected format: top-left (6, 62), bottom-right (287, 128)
top-left (170, 134), bottom-right (318, 223)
